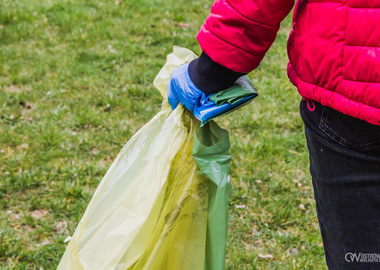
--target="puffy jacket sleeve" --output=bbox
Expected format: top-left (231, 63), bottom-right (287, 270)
top-left (197, 0), bottom-right (294, 73)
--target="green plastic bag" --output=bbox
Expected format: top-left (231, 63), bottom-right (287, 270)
top-left (193, 122), bottom-right (232, 270)
top-left (58, 47), bottom-right (232, 270)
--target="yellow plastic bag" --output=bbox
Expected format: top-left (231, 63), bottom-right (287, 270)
top-left (58, 47), bottom-right (211, 269)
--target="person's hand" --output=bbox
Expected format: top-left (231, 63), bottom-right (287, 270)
top-left (167, 52), bottom-right (245, 114)
top-left (167, 56), bottom-right (256, 124)
top-left (167, 63), bottom-right (206, 113)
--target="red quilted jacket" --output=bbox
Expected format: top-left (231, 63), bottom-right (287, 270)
top-left (197, 0), bottom-right (380, 126)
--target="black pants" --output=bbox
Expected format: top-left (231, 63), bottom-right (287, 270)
top-left (300, 99), bottom-right (380, 269)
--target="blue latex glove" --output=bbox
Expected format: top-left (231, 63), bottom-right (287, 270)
top-left (168, 63), bottom-right (257, 126)
top-left (167, 63), bottom-right (206, 112)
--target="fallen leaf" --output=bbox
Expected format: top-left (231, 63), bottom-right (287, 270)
top-left (242, 240), bottom-right (254, 251)
top-left (258, 254), bottom-right (273, 260)
top-left (288, 149), bottom-right (299, 155)
top-left (31, 209), bottom-right (49, 219)
top-left (255, 239), bottom-right (263, 245)
top-left (4, 85), bottom-right (22, 93)
top-left (55, 221), bottom-right (67, 232)
top-left (37, 238), bottom-right (50, 247)
top-left (174, 23), bottom-right (191, 28)
top-left (25, 225), bottom-right (34, 232)
top-left (108, 45), bottom-right (116, 53)
top-left (7, 211), bottom-right (21, 221)
top-left (42, 238), bottom-right (50, 246)
top-left (18, 143), bottom-right (29, 149)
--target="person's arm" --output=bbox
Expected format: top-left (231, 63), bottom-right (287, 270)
top-left (168, 0), bottom-right (295, 111)
top-left (197, 0), bottom-right (295, 74)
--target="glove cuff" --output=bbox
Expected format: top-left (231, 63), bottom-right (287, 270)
top-left (188, 52), bottom-right (246, 95)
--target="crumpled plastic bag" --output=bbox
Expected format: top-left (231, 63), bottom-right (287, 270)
top-left (194, 75), bottom-right (257, 126)
top-left (57, 47), bottom-right (232, 270)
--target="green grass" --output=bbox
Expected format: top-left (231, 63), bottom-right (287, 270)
top-left (0, 0), bottom-right (326, 269)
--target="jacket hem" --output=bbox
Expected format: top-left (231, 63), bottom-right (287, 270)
top-left (287, 62), bottom-right (380, 126)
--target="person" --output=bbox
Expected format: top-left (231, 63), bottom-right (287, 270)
top-left (167, 0), bottom-right (380, 269)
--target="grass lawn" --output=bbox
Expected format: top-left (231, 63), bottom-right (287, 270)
top-left (0, 0), bottom-right (326, 269)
